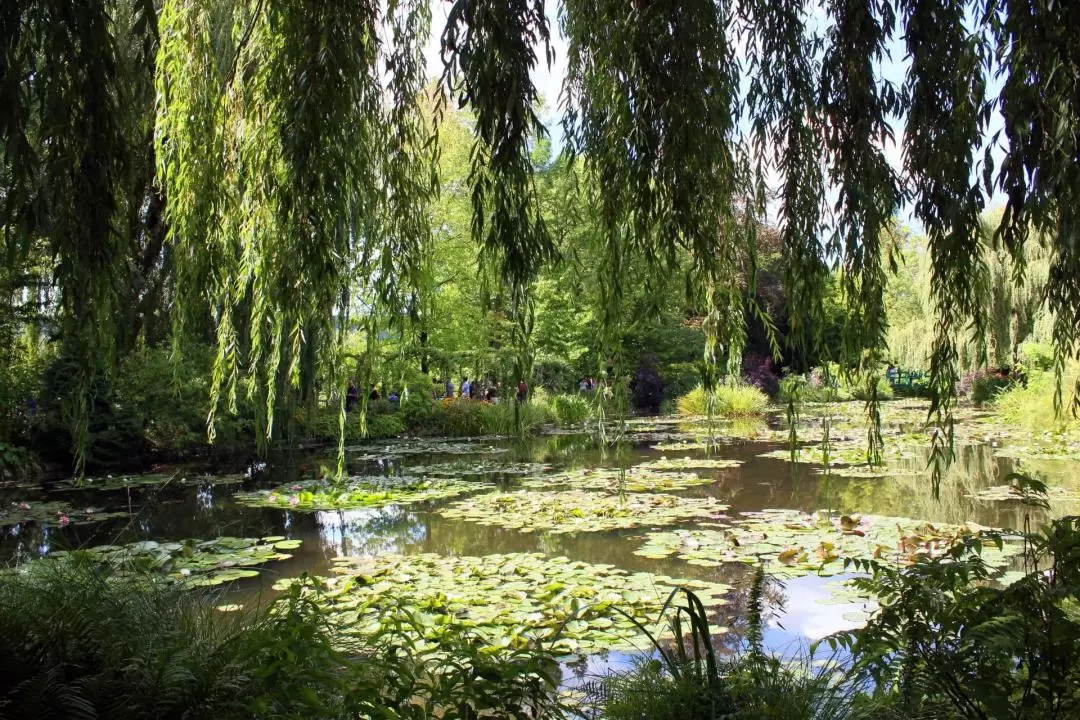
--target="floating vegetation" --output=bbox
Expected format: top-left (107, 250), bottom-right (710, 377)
top-left (234, 475), bottom-right (490, 511)
top-left (1, 500), bottom-right (127, 527)
top-left (635, 456), bottom-right (743, 471)
top-left (812, 465), bottom-right (922, 479)
top-left (49, 536), bottom-right (300, 586)
top-left (651, 440), bottom-right (730, 453)
top-left (634, 509), bottom-right (1020, 579)
top-left (283, 552), bottom-right (733, 654)
top-left (437, 490), bottom-right (727, 534)
top-left (347, 440), bottom-right (510, 460)
top-left (966, 484), bottom-right (1080, 503)
top-left (406, 460), bottom-right (552, 477)
top-left (520, 467), bottom-right (715, 493)
top-left (59, 473), bottom-right (247, 491)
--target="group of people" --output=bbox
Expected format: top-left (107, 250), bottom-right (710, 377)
top-left (436, 377), bottom-right (529, 403)
top-left (344, 380), bottom-right (399, 412)
top-left (344, 374), bottom-right (532, 412)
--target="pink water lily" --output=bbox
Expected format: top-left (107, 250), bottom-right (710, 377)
top-left (18, 502), bottom-right (31, 510)
top-left (288, 495), bottom-right (300, 507)
top-left (58, 514), bottom-right (70, 527)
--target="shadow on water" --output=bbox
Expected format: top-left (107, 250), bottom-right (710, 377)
top-left (3, 426), bottom-right (1079, 659)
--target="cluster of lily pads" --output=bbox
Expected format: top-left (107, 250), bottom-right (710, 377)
top-left (436, 489), bottom-right (727, 534)
top-left (519, 467), bottom-right (716, 493)
top-left (405, 460), bottom-right (552, 477)
top-left (1, 499), bottom-right (127, 527)
top-left (634, 509), bottom-right (1021, 579)
top-left (347, 439), bottom-right (510, 461)
top-left (634, 456), bottom-right (743, 471)
top-left (59, 473), bottom-right (247, 491)
top-left (49, 536), bottom-right (301, 586)
top-left (233, 475), bottom-right (489, 511)
top-left (283, 552), bottom-right (733, 654)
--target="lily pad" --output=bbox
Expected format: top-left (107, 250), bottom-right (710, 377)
top-left (520, 467), bottom-right (716, 493)
top-left (48, 536), bottom-right (300, 587)
top-left (282, 552), bottom-right (733, 654)
top-left (635, 456), bottom-right (743, 471)
top-left (966, 484), bottom-right (1080, 503)
top-left (635, 509), bottom-right (1021, 578)
top-left (437, 490), bottom-right (727, 534)
top-left (1, 500), bottom-right (127, 528)
top-left (233, 475), bottom-right (490, 511)
top-left (406, 460), bottom-right (552, 477)
top-left (60, 473), bottom-right (247, 491)
top-left (347, 439), bottom-right (511, 460)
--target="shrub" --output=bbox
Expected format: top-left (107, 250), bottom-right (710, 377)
top-left (742, 353), bottom-right (780, 397)
top-left (778, 371), bottom-right (849, 404)
top-left (659, 362), bottom-right (701, 401)
top-left (549, 394), bottom-right (592, 426)
top-left (533, 359), bottom-right (578, 394)
top-left (995, 367), bottom-right (1079, 432)
top-left (959, 367), bottom-right (1013, 405)
top-left (676, 384), bottom-right (768, 418)
top-left (365, 412), bottom-right (404, 439)
top-left (832, 514), bottom-right (1080, 718)
top-left (1021, 342), bottom-right (1055, 372)
top-left (848, 376), bottom-right (894, 402)
top-left (714, 383), bottom-right (769, 417)
top-left (631, 364), bottom-right (664, 413)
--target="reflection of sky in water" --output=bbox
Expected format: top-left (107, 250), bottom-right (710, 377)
top-left (766, 574), bottom-right (875, 652)
top-left (315, 505), bottom-right (426, 557)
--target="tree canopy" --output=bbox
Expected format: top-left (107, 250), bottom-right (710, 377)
top-left (2, 0), bottom-right (1079, 488)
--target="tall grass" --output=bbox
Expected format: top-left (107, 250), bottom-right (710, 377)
top-left (994, 367), bottom-right (1080, 432)
top-left (676, 384), bottom-right (769, 419)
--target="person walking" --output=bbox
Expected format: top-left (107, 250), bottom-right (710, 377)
top-left (516, 378), bottom-right (528, 403)
top-left (345, 379), bottom-right (359, 412)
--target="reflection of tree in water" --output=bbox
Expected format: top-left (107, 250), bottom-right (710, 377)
top-left (314, 505), bottom-right (427, 558)
top-left (831, 443), bottom-right (1067, 529)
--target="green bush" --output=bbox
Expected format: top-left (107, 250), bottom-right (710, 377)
top-left (675, 384), bottom-right (769, 418)
top-left (659, 362), bottom-right (701, 402)
top-left (549, 394), bottom-right (592, 426)
top-left (995, 367), bottom-right (1079, 432)
top-left (1021, 342), bottom-right (1055, 372)
top-left (778, 373), bottom-right (849, 403)
top-left (848, 376), bottom-right (894, 402)
top-left (365, 412), bottom-right (404, 439)
top-left (832, 513), bottom-right (1080, 718)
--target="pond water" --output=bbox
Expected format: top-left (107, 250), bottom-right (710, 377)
top-left (4, 414), bottom-right (1079, 677)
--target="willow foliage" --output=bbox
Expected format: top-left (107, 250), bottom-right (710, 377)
top-left (3, 0), bottom-right (1080, 491)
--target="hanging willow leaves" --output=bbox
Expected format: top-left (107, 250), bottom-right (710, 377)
top-left (902, 0), bottom-right (990, 494)
top-left (156, 0), bottom-right (433, 455)
top-left (0, 1), bottom-right (138, 473)
top-left (991, 0), bottom-right (1080, 417)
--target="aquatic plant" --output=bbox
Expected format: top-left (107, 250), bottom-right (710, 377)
top-left (437, 490), bottom-right (727, 534)
top-left (283, 552), bottom-right (733, 654)
top-left (48, 536), bottom-right (300, 587)
top-left (520, 467), bottom-right (716, 493)
top-left (634, 509), bottom-right (1021, 579)
top-left (234, 475), bottom-right (489, 511)
top-left (1, 500), bottom-right (126, 528)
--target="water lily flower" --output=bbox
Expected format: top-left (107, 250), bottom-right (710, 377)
top-left (18, 502), bottom-right (31, 510)
top-left (58, 514), bottom-right (70, 527)
top-left (289, 496), bottom-right (300, 506)
top-left (291, 484), bottom-right (302, 491)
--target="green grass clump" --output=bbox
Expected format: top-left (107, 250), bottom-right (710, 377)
top-left (549, 393), bottom-right (593, 426)
top-left (994, 367), bottom-right (1080, 432)
top-left (676, 384), bottom-right (769, 419)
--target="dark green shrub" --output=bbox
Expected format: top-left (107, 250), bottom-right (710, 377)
top-left (534, 359), bottom-right (578, 394)
top-left (659, 362), bottom-right (701, 401)
top-left (830, 501), bottom-right (1080, 719)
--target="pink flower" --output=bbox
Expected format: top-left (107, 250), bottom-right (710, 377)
top-left (268, 493), bottom-right (280, 503)
top-left (58, 514), bottom-right (70, 527)
top-left (18, 502), bottom-right (31, 510)
top-left (291, 484), bottom-right (302, 491)
top-left (288, 496), bottom-right (300, 507)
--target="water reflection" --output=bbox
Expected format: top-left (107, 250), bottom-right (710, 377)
top-left (314, 506), bottom-right (427, 557)
top-left (3, 430), bottom-right (1078, 655)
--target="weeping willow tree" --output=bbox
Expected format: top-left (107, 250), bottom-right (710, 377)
top-left (3, 0), bottom-right (1080, 492)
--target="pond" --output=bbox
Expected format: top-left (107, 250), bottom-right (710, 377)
top-left (4, 409), bottom-right (1079, 679)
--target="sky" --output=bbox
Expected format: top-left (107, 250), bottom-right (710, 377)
top-left (422, 1), bottom-right (1007, 233)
